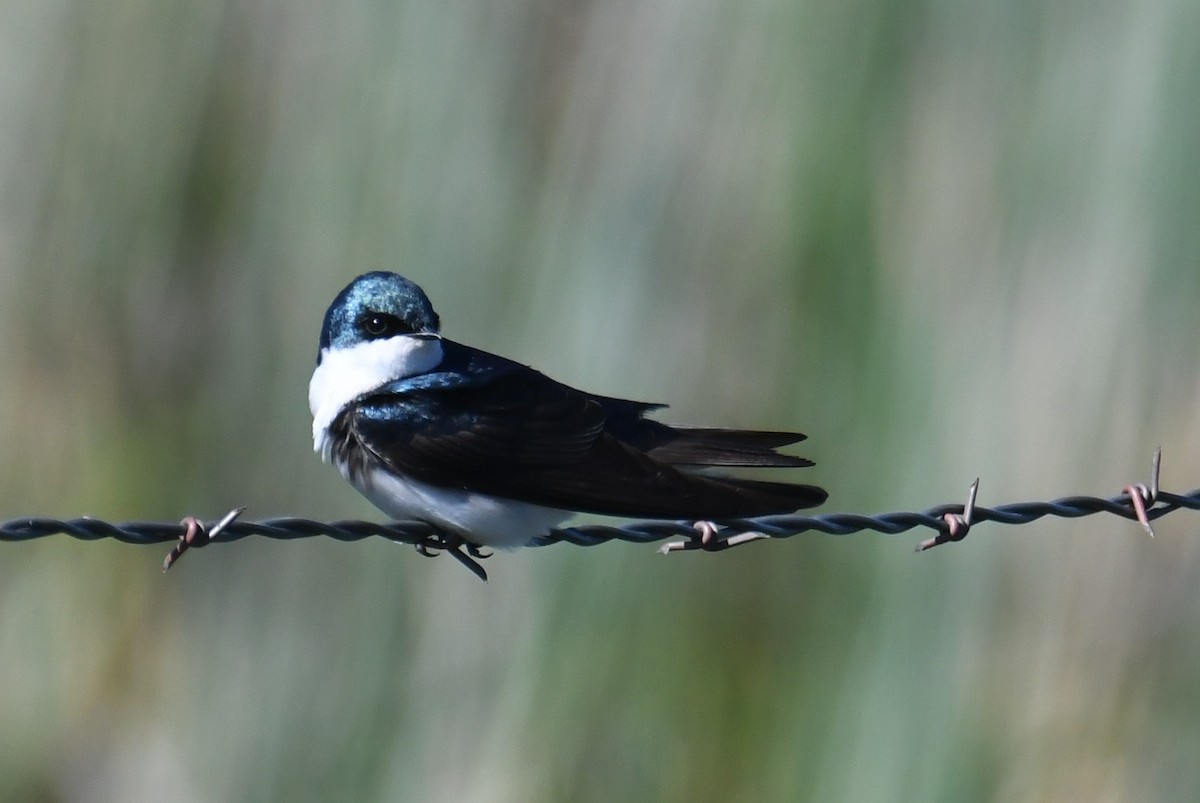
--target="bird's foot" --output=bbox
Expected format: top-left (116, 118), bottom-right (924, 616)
top-left (412, 531), bottom-right (490, 581)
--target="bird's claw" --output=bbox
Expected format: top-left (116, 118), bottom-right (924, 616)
top-left (409, 532), bottom-right (490, 581)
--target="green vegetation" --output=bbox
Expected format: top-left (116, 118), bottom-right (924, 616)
top-left (1, 0), bottom-right (1199, 799)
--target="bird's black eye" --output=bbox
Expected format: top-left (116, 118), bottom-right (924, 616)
top-left (360, 312), bottom-right (411, 338)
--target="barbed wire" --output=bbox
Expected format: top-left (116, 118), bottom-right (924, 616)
top-left (0, 450), bottom-right (1193, 581)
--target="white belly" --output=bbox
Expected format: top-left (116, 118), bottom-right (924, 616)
top-left (352, 465), bottom-right (573, 548)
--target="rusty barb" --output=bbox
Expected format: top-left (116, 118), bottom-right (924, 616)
top-left (1122, 447), bottom-right (1162, 538)
top-left (163, 507), bottom-right (245, 572)
top-left (914, 479), bottom-right (980, 552)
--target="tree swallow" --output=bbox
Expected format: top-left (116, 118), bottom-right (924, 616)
top-left (309, 272), bottom-right (827, 549)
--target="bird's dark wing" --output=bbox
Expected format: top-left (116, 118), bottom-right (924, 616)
top-left (343, 343), bottom-right (826, 518)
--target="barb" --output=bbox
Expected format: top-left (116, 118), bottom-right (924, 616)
top-left (1122, 447), bottom-right (1162, 538)
top-left (163, 507), bottom-right (245, 572)
top-left (915, 478), bottom-right (980, 552)
top-left (3, 457), bottom-right (1198, 581)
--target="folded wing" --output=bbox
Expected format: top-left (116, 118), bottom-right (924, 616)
top-left (345, 347), bottom-right (826, 519)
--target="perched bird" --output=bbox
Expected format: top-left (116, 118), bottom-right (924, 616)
top-left (309, 272), bottom-right (826, 549)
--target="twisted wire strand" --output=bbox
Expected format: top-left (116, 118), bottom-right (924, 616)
top-left (2, 487), bottom-right (1197, 549)
top-left (544, 489), bottom-right (1200, 545)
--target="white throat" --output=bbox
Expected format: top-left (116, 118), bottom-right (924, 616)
top-left (309, 335), bottom-right (444, 452)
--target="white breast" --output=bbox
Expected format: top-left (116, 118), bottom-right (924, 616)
top-left (309, 335), bottom-right (444, 453)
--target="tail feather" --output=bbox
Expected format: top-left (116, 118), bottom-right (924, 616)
top-left (686, 474), bottom-right (828, 517)
top-left (646, 427), bottom-right (812, 468)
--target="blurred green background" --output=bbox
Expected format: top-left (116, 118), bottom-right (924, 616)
top-left (2, 0), bottom-right (1199, 800)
